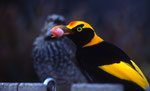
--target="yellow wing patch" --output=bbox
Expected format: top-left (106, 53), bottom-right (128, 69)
top-left (98, 60), bottom-right (149, 89)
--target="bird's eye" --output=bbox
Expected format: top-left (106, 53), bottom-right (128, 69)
top-left (77, 27), bottom-right (82, 32)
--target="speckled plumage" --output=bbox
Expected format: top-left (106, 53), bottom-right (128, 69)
top-left (32, 15), bottom-right (87, 91)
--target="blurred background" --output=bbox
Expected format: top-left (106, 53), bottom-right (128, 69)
top-left (0, 0), bottom-right (150, 82)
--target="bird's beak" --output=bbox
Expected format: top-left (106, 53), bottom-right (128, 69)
top-left (50, 25), bottom-right (72, 38)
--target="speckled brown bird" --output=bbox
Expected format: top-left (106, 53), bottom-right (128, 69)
top-left (32, 16), bottom-right (87, 91)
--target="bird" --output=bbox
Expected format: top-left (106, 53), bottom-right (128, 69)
top-left (50, 21), bottom-right (150, 91)
top-left (32, 16), bottom-right (87, 91)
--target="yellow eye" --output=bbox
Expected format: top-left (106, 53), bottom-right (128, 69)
top-left (77, 27), bottom-right (82, 32)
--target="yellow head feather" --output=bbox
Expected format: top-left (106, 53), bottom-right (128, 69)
top-left (66, 21), bottom-right (94, 30)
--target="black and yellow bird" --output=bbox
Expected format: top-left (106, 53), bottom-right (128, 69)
top-left (50, 21), bottom-right (149, 91)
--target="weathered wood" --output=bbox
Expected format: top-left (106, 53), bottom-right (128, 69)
top-left (0, 83), bottom-right (126, 91)
top-left (18, 83), bottom-right (46, 91)
top-left (0, 83), bottom-right (18, 91)
top-left (71, 84), bottom-right (124, 91)
top-left (0, 83), bottom-right (46, 91)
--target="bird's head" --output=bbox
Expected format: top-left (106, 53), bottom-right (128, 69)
top-left (50, 21), bottom-right (103, 48)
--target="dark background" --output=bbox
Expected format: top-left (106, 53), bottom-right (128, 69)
top-left (0, 0), bottom-right (150, 82)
